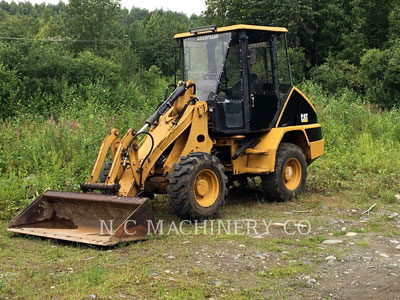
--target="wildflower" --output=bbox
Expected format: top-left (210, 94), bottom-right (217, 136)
top-left (49, 116), bottom-right (55, 124)
top-left (70, 121), bottom-right (77, 129)
top-left (57, 122), bottom-right (60, 128)
top-left (66, 180), bottom-right (70, 186)
top-left (111, 116), bottom-right (115, 122)
top-left (15, 130), bottom-right (20, 136)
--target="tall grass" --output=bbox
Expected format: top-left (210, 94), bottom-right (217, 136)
top-left (302, 82), bottom-right (400, 200)
top-left (0, 75), bottom-right (167, 218)
top-left (0, 80), bottom-right (399, 219)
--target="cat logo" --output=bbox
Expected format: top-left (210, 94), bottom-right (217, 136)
top-left (301, 113), bottom-right (308, 123)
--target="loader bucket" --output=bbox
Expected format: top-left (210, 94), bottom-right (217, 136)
top-left (7, 191), bottom-right (154, 246)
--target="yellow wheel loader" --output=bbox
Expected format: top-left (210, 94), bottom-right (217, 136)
top-left (8, 24), bottom-right (324, 246)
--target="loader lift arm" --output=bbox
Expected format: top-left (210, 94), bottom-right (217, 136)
top-left (7, 80), bottom-right (212, 246)
top-left (8, 24), bottom-right (324, 247)
top-left (81, 80), bottom-right (213, 197)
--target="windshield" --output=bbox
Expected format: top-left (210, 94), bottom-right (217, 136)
top-left (183, 32), bottom-right (231, 100)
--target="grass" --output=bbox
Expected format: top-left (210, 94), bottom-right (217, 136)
top-left (1, 191), bottom-right (398, 299)
top-left (0, 81), bottom-right (398, 220)
top-left (257, 263), bottom-right (312, 279)
top-left (0, 81), bottom-right (399, 298)
top-left (300, 82), bottom-right (400, 196)
top-left (356, 241), bottom-right (369, 247)
top-left (0, 76), bottom-right (166, 219)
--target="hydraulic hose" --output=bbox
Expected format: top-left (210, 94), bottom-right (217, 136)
top-left (145, 82), bottom-right (186, 126)
top-left (122, 130), bottom-right (154, 189)
top-left (123, 81), bottom-right (196, 189)
top-left (172, 97), bottom-right (198, 126)
top-left (134, 131), bottom-right (154, 189)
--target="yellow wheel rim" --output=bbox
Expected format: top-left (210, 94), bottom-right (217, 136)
top-left (283, 158), bottom-right (302, 191)
top-left (194, 169), bottom-right (220, 207)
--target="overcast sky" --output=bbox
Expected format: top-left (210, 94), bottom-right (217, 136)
top-left (8, 0), bottom-right (207, 16)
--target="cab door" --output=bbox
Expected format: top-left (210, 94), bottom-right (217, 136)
top-left (248, 33), bottom-right (293, 131)
top-left (213, 32), bottom-right (248, 134)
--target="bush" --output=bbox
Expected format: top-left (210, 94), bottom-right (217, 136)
top-left (0, 69), bottom-right (168, 219)
top-left (288, 47), bottom-right (309, 84)
top-left (0, 79), bottom-right (399, 219)
top-left (0, 65), bottom-right (22, 119)
top-left (359, 40), bottom-right (400, 108)
top-left (310, 56), bottom-right (360, 93)
top-left (0, 38), bottom-right (171, 118)
top-left (301, 82), bottom-right (400, 197)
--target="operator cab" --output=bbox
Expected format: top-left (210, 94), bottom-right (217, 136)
top-left (174, 24), bottom-right (293, 134)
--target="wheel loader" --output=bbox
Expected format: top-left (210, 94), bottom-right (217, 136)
top-left (8, 24), bottom-right (324, 246)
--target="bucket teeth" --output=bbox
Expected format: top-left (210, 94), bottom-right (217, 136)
top-left (7, 190), bottom-right (154, 246)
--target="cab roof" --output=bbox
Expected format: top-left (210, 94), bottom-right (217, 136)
top-left (174, 24), bottom-right (288, 39)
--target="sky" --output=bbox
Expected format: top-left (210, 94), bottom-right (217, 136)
top-left (9, 0), bottom-right (207, 16)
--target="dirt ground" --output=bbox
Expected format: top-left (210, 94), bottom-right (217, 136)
top-left (0, 186), bottom-right (399, 299)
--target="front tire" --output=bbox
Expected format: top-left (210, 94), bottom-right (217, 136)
top-left (99, 160), bottom-right (113, 183)
top-left (167, 152), bottom-right (228, 220)
top-left (261, 143), bottom-right (307, 201)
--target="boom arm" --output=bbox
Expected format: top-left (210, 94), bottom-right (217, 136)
top-left (81, 81), bottom-right (213, 197)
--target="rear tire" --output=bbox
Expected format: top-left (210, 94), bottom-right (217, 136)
top-left (261, 143), bottom-right (307, 201)
top-left (167, 152), bottom-right (228, 220)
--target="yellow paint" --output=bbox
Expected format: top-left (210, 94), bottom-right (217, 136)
top-left (82, 84), bottom-right (214, 197)
top-left (194, 169), bottom-right (220, 207)
top-left (293, 87), bottom-right (317, 113)
top-left (173, 79), bottom-right (195, 114)
top-left (163, 101), bottom-right (213, 174)
top-left (87, 128), bottom-right (120, 184)
top-left (174, 24), bottom-right (288, 39)
top-left (106, 129), bottom-right (140, 196)
top-left (229, 124), bottom-right (324, 175)
top-left (83, 41), bottom-right (324, 197)
top-left (310, 140), bottom-right (324, 160)
top-left (283, 158), bottom-right (302, 190)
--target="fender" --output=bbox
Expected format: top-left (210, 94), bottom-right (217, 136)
top-left (232, 124), bottom-right (324, 175)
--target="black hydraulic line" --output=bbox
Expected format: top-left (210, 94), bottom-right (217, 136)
top-left (172, 97), bottom-right (198, 127)
top-left (146, 82), bottom-right (186, 126)
top-left (232, 137), bottom-right (260, 160)
top-left (124, 81), bottom-right (196, 189)
top-left (134, 131), bottom-right (154, 189)
top-left (185, 82), bottom-right (196, 95)
top-left (122, 130), bottom-right (154, 189)
top-left (155, 83), bottom-right (178, 111)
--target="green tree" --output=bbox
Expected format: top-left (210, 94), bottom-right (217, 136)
top-left (0, 14), bottom-right (38, 37)
top-left (388, 2), bottom-right (400, 43)
top-left (312, 0), bottom-right (345, 64)
top-left (129, 10), bottom-right (190, 75)
top-left (204, 0), bottom-right (315, 49)
top-left (311, 56), bottom-right (360, 93)
top-left (0, 64), bottom-right (21, 118)
top-left (203, 0), bottom-right (315, 78)
top-left (360, 42), bottom-right (400, 108)
top-left (63, 0), bottom-right (124, 56)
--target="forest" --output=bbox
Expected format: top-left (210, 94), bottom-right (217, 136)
top-left (0, 0), bottom-right (399, 218)
top-left (1, 0), bottom-right (400, 118)
top-left (0, 2), bottom-right (400, 299)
